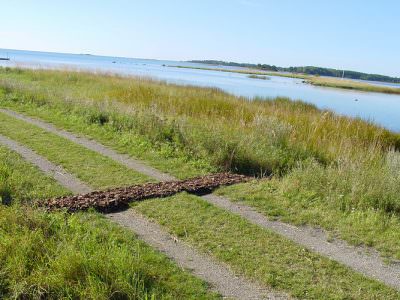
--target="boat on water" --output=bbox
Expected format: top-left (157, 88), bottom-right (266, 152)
top-left (0, 53), bottom-right (10, 60)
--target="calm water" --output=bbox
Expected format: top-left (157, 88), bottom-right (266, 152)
top-left (1, 48), bottom-right (400, 132)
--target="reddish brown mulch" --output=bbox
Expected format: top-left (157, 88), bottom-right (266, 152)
top-left (41, 173), bottom-right (250, 212)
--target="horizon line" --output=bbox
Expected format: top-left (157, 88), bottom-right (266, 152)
top-left (1, 47), bottom-right (399, 79)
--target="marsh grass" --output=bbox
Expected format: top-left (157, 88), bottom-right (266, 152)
top-left (308, 77), bottom-right (400, 94)
top-left (1, 67), bottom-right (400, 259)
top-left (248, 74), bottom-right (270, 80)
top-left (1, 67), bottom-right (398, 174)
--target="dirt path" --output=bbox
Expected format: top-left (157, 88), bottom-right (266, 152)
top-left (2, 108), bottom-right (400, 290)
top-left (0, 132), bottom-right (281, 300)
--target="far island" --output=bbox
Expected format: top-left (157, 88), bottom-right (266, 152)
top-left (170, 62), bottom-right (400, 95)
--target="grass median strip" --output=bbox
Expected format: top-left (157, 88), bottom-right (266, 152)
top-left (133, 193), bottom-right (400, 299)
top-left (0, 111), bottom-right (151, 189)
top-left (0, 146), bottom-right (219, 299)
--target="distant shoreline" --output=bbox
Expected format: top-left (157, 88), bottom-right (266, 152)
top-left (189, 60), bottom-right (400, 84)
top-left (170, 65), bottom-right (400, 95)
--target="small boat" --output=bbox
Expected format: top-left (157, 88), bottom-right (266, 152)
top-left (0, 52), bottom-right (10, 61)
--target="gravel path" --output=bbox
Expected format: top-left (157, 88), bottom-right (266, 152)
top-left (108, 210), bottom-right (286, 300)
top-left (202, 194), bottom-right (400, 290)
top-left (2, 108), bottom-right (400, 290)
top-left (0, 131), bottom-right (280, 299)
top-left (0, 108), bottom-right (174, 181)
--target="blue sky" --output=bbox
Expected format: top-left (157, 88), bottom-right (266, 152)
top-left (1, 0), bottom-right (399, 76)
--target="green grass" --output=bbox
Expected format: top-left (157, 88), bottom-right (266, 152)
top-left (308, 77), bottom-right (400, 94)
top-left (217, 157), bottom-right (400, 259)
top-left (2, 68), bottom-right (398, 176)
top-left (0, 207), bottom-right (219, 299)
top-left (1, 68), bottom-right (400, 297)
top-left (133, 193), bottom-right (400, 299)
top-left (0, 145), bottom-right (70, 205)
top-left (1, 67), bottom-right (400, 261)
top-left (0, 103), bottom-right (215, 179)
top-left (0, 146), bottom-right (218, 299)
top-left (0, 111), bottom-right (151, 189)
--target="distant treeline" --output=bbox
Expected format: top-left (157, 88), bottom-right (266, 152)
top-left (190, 60), bottom-right (400, 83)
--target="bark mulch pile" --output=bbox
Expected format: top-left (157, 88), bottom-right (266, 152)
top-left (41, 173), bottom-right (250, 212)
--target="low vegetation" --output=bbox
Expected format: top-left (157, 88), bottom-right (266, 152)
top-left (248, 74), bottom-right (270, 80)
top-left (1, 128), bottom-right (398, 298)
top-left (307, 77), bottom-right (400, 95)
top-left (1, 67), bottom-right (400, 259)
top-left (0, 146), bottom-right (217, 299)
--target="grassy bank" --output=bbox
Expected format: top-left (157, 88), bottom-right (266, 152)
top-left (248, 74), bottom-right (270, 80)
top-left (0, 146), bottom-right (217, 299)
top-left (1, 116), bottom-right (399, 298)
top-left (1, 67), bottom-right (400, 261)
top-left (170, 65), bottom-right (309, 79)
top-left (307, 77), bottom-right (400, 94)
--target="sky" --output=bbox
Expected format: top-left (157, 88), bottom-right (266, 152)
top-left (1, 0), bottom-right (399, 76)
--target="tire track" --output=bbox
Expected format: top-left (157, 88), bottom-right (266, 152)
top-left (0, 134), bottom-right (91, 194)
top-left (0, 132), bottom-right (279, 300)
top-left (2, 108), bottom-right (400, 290)
top-left (0, 108), bottom-right (174, 182)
